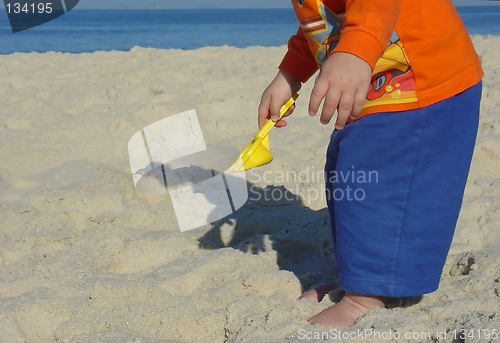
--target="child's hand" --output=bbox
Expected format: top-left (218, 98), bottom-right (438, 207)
top-left (258, 71), bottom-right (301, 129)
top-left (309, 52), bottom-right (372, 130)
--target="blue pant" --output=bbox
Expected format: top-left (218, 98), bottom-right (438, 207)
top-left (325, 83), bottom-right (482, 297)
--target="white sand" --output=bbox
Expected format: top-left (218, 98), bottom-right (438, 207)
top-left (0, 36), bottom-right (499, 343)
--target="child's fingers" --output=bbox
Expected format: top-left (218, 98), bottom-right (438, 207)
top-left (257, 96), bottom-right (271, 128)
top-left (274, 104), bottom-right (295, 128)
top-left (258, 95), bottom-right (294, 128)
top-left (334, 92), bottom-right (354, 130)
top-left (269, 96), bottom-right (290, 122)
top-left (351, 88), bottom-right (367, 119)
top-left (275, 119), bottom-right (288, 128)
top-left (308, 79), bottom-right (329, 117)
top-left (319, 89), bottom-right (341, 125)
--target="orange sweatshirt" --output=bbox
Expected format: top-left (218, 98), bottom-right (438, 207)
top-left (279, 0), bottom-right (484, 117)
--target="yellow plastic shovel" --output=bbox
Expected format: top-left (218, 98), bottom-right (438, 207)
top-left (230, 93), bottom-right (298, 172)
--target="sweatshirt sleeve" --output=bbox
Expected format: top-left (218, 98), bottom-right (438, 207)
top-left (278, 27), bottom-right (319, 83)
top-left (332, 0), bottom-right (401, 70)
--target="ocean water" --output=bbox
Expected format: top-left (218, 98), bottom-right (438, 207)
top-left (0, 7), bottom-right (499, 54)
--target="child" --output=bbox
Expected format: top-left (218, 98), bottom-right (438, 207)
top-left (258, 0), bottom-right (483, 327)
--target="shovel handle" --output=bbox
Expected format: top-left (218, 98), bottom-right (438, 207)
top-left (255, 93), bottom-right (299, 140)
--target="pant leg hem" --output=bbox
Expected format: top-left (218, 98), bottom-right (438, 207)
top-left (338, 273), bottom-right (440, 298)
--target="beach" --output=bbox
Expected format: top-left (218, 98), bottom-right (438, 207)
top-left (0, 35), bottom-right (499, 342)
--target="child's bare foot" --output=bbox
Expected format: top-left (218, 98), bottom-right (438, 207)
top-left (297, 282), bottom-right (339, 302)
top-left (308, 292), bottom-right (385, 327)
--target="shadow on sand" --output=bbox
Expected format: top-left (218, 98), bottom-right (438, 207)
top-left (135, 158), bottom-right (422, 306)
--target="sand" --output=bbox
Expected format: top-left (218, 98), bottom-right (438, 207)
top-left (0, 35), bottom-right (499, 343)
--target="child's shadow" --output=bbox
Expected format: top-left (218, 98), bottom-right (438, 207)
top-left (147, 155), bottom-right (337, 293)
top-left (194, 165), bottom-right (423, 307)
top-left (199, 181), bottom-right (336, 291)
top-left (138, 157), bottom-right (422, 305)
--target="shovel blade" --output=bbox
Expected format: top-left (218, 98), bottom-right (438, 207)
top-left (231, 136), bottom-right (273, 172)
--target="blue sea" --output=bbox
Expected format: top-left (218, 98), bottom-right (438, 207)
top-left (0, 7), bottom-right (499, 54)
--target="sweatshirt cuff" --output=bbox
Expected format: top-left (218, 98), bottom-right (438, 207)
top-left (279, 49), bottom-right (318, 83)
top-left (332, 29), bottom-right (385, 70)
